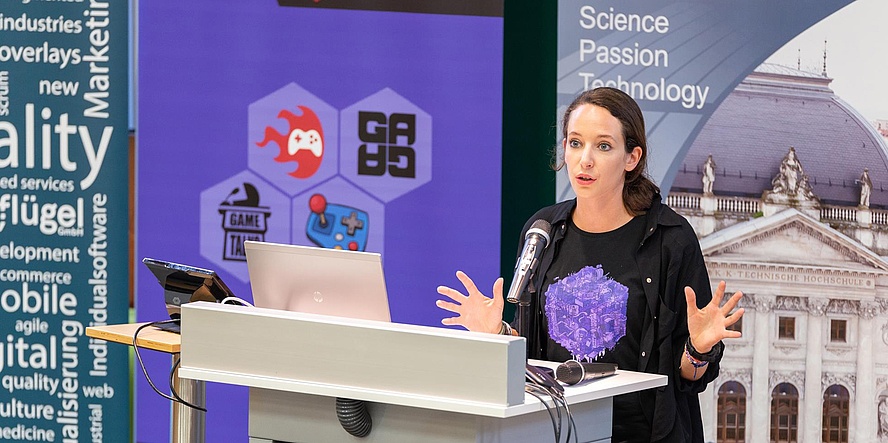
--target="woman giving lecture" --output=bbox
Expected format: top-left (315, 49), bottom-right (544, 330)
top-left (436, 87), bottom-right (745, 442)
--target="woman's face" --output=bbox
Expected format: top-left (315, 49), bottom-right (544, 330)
top-left (563, 104), bottom-right (642, 202)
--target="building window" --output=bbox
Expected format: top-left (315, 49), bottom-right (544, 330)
top-left (771, 383), bottom-right (799, 443)
top-left (778, 316), bottom-right (795, 339)
top-left (728, 316), bottom-right (743, 334)
top-left (718, 381), bottom-right (746, 443)
top-left (830, 319), bottom-right (847, 343)
top-left (822, 385), bottom-right (850, 443)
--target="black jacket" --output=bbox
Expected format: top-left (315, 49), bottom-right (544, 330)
top-left (513, 195), bottom-right (721, 442)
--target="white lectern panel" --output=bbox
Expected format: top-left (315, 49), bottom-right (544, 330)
top-left (178, 302), bottom-right (526, 410)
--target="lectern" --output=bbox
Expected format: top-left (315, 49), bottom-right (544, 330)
top-left (177, 302), bottom-right (665, 443)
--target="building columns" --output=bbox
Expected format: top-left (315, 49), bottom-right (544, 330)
top-left (751, 295), bottom-right (775, 443)
top-left (701, 383), bottom-right (716, 442)
top-left (804, 298), bottom-right (828, 443)
top-left (855, 299), bottom-right (879, 443)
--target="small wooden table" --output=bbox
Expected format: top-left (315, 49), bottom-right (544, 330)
top-left (86, 323), bottom-right (205, 443)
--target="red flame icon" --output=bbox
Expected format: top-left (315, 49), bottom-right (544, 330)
top-left (256, 105), bottom-right (325, 179)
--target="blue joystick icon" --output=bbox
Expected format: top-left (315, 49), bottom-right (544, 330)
top-left (306, 193), bottom-right (369, 251)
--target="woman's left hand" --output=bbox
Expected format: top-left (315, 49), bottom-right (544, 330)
top-left (684, 281), bottom-right (744, 353)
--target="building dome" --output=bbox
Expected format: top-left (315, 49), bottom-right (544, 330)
top-left (671, 63), bottom-right (888, 209)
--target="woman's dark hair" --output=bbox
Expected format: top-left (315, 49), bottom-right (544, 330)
top-left (555, 87), bottom-right (659, 214)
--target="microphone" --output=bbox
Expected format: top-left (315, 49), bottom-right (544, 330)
top-left (555, 360), bottom-right (617, 385)
top-left (506, 219), bottom-right (552, 304)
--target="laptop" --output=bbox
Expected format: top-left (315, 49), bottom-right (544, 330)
top-left (244, 241), bottom-right (391, 322)
top-left (142, 257), bottom-right (238, 332)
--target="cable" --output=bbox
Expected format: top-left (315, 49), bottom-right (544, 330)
top-left (548, 389), bottom-right (578, 443)
top-left (133, 320), bottom-right (207, 412)
top-left (220, 296), bottom-right (253, 307)
top-left (133, 321), bottom-right (177, 403)
top-left (550, 389), bottom-right (563, 442)
top-left (170, 356), bottom-right (207, 412)
top-left (525, 384), bottom-right (559, 441)
top-left (561, 395), bottom-right (578, 443)
top-left (524, 372), bottom-right (577, 443)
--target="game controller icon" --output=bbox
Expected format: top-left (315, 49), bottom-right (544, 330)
top-left (288, 129), bottom-right (323, 157)
top-left (255, 105), bottom-right (326, 179)
top-left (306, 193), bottom-right (369, 251)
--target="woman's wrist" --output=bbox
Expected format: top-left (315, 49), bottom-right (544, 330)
top-left (686, 337), bottom-right (722, 362)
top-left (687, 336), bottom-right (713, 354)
top-left (684, 344), bottom-right (709, 379)
top-left (498, 321), bottom-right (513, 335)
top-left (691, 342), bottom-right (712, 354)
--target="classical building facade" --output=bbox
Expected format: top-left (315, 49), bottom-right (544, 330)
top-left (669, 64), bottom-right (888, 443)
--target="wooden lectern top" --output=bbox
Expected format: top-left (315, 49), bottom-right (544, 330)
top-left (86, 323), bottom-right (181, 354)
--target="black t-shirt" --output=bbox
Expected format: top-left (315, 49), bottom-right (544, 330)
top-left (540, 214), bottom-right (650, 441)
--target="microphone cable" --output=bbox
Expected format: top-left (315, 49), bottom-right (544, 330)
top-left (525, 377), bottom-right (576, 442)
top-left (547, 388), bottom-right (575, 443)
top-left (525, 384), bottom-right (560, 441)
top-left (133, 320), bottom-right (207, 412)
top-left (560, 393), bottom-right (578, 443)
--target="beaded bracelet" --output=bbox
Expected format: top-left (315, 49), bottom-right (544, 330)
top-left (684, 344), bottom-right (709, 378)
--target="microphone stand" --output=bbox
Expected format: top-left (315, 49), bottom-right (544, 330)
top-left (517, 304), bottom-right (530, 356)
top-left (516, 286), bottom-right (534, 358)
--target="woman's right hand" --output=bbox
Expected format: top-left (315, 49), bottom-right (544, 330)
top-left (436, 271), bottom-right (505, 334)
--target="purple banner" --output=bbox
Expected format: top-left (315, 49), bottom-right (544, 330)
top-left (138, 2), bottom-right (502, 441)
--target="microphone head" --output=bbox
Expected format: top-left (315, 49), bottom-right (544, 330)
top-left (555, 360), bottom-right (584, 385)
top-left (506, 219), bottom-right (553, 305)
top-left (526, 219), bottom-right (552, 243)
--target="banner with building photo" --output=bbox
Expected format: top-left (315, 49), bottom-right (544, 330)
top-left (559, 1), bottom-right (888, 442)
top-left (138, 1), bottom-right (503, 441)
top-left (556, 0), bottom-right (855, 198)
top-left (0, 0), bottom-right (130, 442)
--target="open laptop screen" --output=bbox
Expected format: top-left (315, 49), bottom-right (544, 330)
top-left (244, 241), bottom-right (391, 322)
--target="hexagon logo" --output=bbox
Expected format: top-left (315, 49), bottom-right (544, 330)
top-left (292, 178), bottom-right (385, 256)
top-left (199, 170), bottom-right (291, 282)
top-left (340, 88), bottom-right (431, 202)
top-left (248, 83), bottom-right (339, 196)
